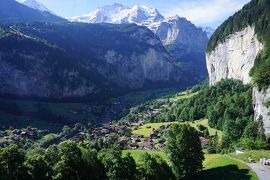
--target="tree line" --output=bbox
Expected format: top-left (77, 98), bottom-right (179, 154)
top-left (0, 124), bottom-right (204, 180)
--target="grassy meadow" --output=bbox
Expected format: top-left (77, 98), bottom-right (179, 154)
top-left (229, 150), bottom-right (270, 162)
top-left (123, 150), bottom-right (258, 180)
top-left (132, 119), bottom-right (223, 138)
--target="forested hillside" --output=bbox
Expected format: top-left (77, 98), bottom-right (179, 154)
top-left (124, 79), bottom-right (269, 149)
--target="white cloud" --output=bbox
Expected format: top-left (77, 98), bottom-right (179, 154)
top-left (162, 0), bottom-right (250, 26)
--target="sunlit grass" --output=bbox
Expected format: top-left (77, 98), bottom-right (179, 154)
top-left (132, 119), bottom-right (222, 138)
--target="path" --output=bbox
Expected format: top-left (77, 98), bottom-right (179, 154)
top-left (247, 163), bottom-right (270, 180)
top-left (227, 155), bottom-right (270, 180)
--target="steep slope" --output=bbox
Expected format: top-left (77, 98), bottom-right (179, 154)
top-left (22, 0), bottom-right (54, 14)
top-left (207, 26), bottom-right (263, 85)
top-left (199, 26), bottom-right (215, 38)
top-left (0, 0), bottom-right (66, 23)
top-left (154, 16), bottom-right (208, 80)
top-left (0, 22), bottom-right (188, 100)
top-left (206, 0), bottom-right (270, 135)
top-left (69, 4), bottom-right (209, 83)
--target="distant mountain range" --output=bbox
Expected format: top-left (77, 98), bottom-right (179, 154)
top-left (0, 0), bottom-right (211, 100)
top-left (69, 3), bottom-right (164, 30)
top-left (0, 0), bottom-right (65, 23)
top-left (0, 0), bottom-right (197, 100)
top-left (199, 26), bottom-right (215, 38)
top-left (22, 0), bottom-right (54, 14)
top-left (69, 4), bottom-right (210, 82)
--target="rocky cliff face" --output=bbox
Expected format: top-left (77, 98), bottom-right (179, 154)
top-left (155, 16), bottom-right (208, 81)
top-left (206, 26), bottom-right (270, 135)
top-left (0, 23), bottom-right (188, 99)
top-left (155, 16), bottom-right (208, 50)
top-left (206, 26), bottom-right (263, 85)
top-left (253, 88), bottom-right (270, 134)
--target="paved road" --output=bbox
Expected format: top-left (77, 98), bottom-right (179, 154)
top-left (227, 155), bottom-right (270, 180)
top-left (247, 163), bottom-right (270, 180)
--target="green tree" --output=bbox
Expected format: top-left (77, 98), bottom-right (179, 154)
top-left (0, 145), bottom-right (28, 180)
top-left (53, 141), bottom-right (83, 180)
top-left (243, 120), bottom-right (260, 139)
top-left (25, 154), bottom-right (51, 180)
top-left (122, 153), bottom-right (137, 180)
top-left (62, 125), bottom-right (71, 135)
top-left (166, 124), bottom-right (204, 179)
top-left (137, 153), bottom-right (174, 180)
top-left (179, 108), bottom-right (189, 121)
top-left (79, 147), bottom-right (105, 180)
top-left (98, 147), bottom-right (136, 180)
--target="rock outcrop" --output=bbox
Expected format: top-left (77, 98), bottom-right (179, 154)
top-left (206, 26), bottom-right (270, 135)
top-left (206, 26), bottom-right (263, 85)
top-left (253, 88), bottom-right (270, 134)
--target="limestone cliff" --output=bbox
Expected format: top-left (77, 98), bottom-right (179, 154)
top-left (253, 88), bottom-right (270, 134)
top-left (206, 26), bottom-right (263, 85)
top-left (206, 26), bottom-right (270, 135)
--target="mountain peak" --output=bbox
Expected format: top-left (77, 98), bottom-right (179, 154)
top-left (111, 3), bottom-right (125, 7)
top-left (0, 0), bottom-right (66, 23)
top-left (69, 4), bottom-right (164, 25)
top-left (23, 0), bottom-right (50, 12)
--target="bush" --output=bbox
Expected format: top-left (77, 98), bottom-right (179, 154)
top-left (207, 146), bottom-right (217, 154)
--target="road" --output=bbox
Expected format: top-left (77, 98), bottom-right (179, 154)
top-left (247, 163), bottom-right (270, 180)
top-left (227, 155), bottom-right (270, 180)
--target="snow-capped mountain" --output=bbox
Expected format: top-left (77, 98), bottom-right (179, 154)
top-left (22, 0), bottom-right (54, 14)
top-left (199, 26), bottom-right (215, 38)
top-left (69, 3), bottom-right (164, 30)
top-left (69, 3), bottom-right (209, 82)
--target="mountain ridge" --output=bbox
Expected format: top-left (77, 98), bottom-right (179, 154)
top-left (0, 0), bottom-right (66, 23)
top-left (0, 22), bottom-right (190, 100)
top-left (69, 3), bottom-right (209, 83)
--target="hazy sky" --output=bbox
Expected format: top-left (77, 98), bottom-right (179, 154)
top-left (17, 0), bottom-right (251, 28)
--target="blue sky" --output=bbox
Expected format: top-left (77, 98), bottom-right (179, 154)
top-left (18, 0), bottom-right (251, 28)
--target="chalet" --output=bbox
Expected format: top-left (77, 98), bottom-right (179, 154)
top-left (199, 137), bottom-right (209, 147)
top-left (139, 141), bottom-right (154, 150)
top-left (118, 136), bottom-right (130, 146)
top-left (131, 138), bottom-right (141, 144)
top-left (159, 138), bottom-right (166, 144)
top-left (132, 133), bottom-right (144, 138)
top-left (129, 142), bottom-right (139, 149)
top-left (12, 129), bottom-right (21, 135)
top-left (60, 136), bottom-right (67, 142)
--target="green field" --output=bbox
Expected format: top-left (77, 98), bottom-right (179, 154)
top-left (168, 91), bottom-right (198, 102)
top-left (122, 150), bottom-right (168, 162)
top-left (132, 119), bottom-right (223, 138)
top-left (200, 154), bottom-right (257, 180)
top-left (123, 150), bottom-right (257, 179)
top-left (229, 150), bottom-right (270, 162)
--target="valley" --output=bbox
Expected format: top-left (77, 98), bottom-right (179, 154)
top-left (0, 0), bottom-right (270, 180)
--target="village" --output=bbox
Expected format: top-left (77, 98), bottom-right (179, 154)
top-left (89, 117), bottom-right (210, 151)
top-left (0, 100), bottom-right (210, 150)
